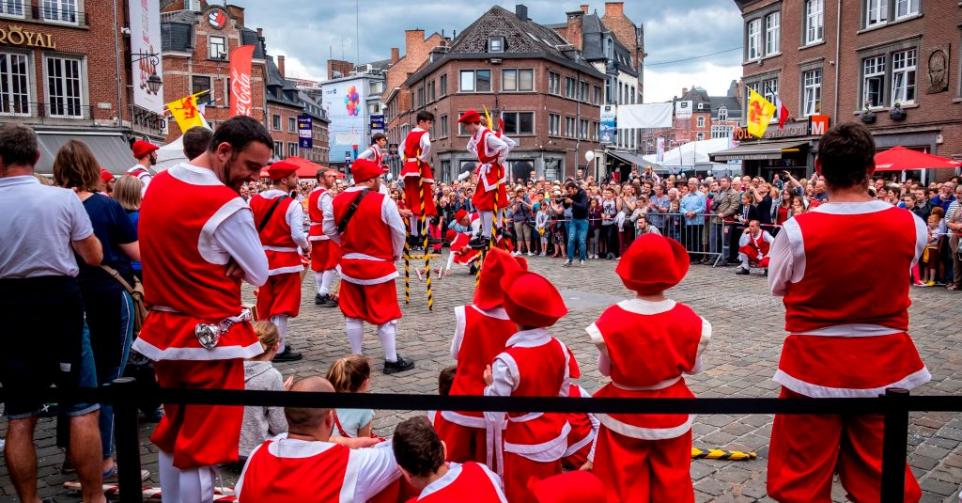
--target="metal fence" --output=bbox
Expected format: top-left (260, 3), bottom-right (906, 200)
top-left (8, 379), bottom-right (961, 503)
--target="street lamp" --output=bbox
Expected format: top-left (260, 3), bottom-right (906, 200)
top-left (131, 51), bottom-right (162, 94)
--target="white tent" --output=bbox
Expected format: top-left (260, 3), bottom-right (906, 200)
top-left (642, 137), bottom-right (735, 173)
top-left (154, 135), bottom-right (186, 171)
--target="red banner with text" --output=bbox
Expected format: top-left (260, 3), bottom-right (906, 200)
top-left (229, 45), bottom-right (255, 117)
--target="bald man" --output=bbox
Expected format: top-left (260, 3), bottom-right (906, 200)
top-left (236, 377), bottom-right (400, 502)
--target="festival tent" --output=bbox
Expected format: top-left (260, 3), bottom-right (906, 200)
top-left (259, 156), bottom-right (326, 178)
top-left (641, 137), bottom-right (735, 173)
top-left (874, 146), bottom-right (962, 172)
top-left (154, 135), bottom-right (186, 171)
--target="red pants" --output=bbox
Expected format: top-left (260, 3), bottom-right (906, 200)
top-left (503, 453), bottom-right (562, 503)
top-left (435, 417), bottom-right (487, 464)
top-left (310, 239), bottom-right (341, 272)
top-left (767, 388), bottom-right (921, 503)
top-left (152, 359), bottom-right (244, 469)
top-left (338, 280), bottom-right (401, 325)
top-left (592, 426), bottom-right (693, 503)
top-left (255, 273), bottom-right (302, 319)
top-left (404, 179), bottom-right (437, 217)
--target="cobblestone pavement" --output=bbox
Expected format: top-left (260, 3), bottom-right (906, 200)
top-left (3, 257), bottom-right (962, 502)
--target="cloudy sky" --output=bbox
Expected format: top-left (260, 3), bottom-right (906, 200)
top-left (244, 0), bottom-right (743, 102)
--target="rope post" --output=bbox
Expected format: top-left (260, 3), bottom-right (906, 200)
top-left (110, 377), bottom-right (144, 503)
top-left (880, 387), bottom-right (910, 503)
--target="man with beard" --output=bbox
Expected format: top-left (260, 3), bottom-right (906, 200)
top-left (128, 139), bottom-right (159, 195)
top-left (132, 116), bottom-right (271, 503)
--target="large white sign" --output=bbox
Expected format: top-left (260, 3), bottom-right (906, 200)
top-left (322, 78), bottom-right (366, 163)
top-left (675, 100), bottom-right (693, 120)
top-left (617, 103), bottom-right (673, 129)
top-left (130, 0), bottom-right (163, 114)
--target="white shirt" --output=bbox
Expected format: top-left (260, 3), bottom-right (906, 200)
top-left (258, 189), bottom-right (309, 250)
top-left (467, 127), bottom-right (509, 165)
top-left (322, 186), bottom-right (406, 260)
top-left (0, 175), bottom-right (93, 278)
top-left (129, 164), bottom-right (153, 196)
top-left (357, 145), bottom-right (382, 163)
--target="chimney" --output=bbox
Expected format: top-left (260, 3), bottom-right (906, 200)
top-left (256, 27), bottom-right (263, 39)
top-left (277, 55), bottom-right (285, 78)
top-left (565, 10), bottom-right (584, 50)
top-left (405, 29), bottom-right (425, 56)
top-left (390, 47), bottom-right (400, 64)
top-left (580, 4), bottom-right (589, 13)
top-left (515, 4), bottom-right (528, 22)
top-left (225, 4), bottom-right (244, 27)
top-left (604, 1), bottom-right (624, 18)
top-left (682, 87), bottom-right (688, 96)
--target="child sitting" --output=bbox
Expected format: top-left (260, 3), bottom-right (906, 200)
top-left (326, 354), bottom-right (375, 438)
top-left (238, 321), bottom-right (289, 463)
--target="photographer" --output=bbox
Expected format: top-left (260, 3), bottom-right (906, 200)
top-left (510, 187), bottom-right (534, 256)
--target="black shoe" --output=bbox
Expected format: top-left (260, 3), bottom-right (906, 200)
top-left (735, 267), bottom-right (750, 275)
top-left (273, 347), bottom-right (303, 362)
top-left (384, 355), bottom-right (415, 374)
top-left (323, 295), bottom-right (339, 307)
top-left (314, 293), bottom-right (325, 305)
top-left (468, 237), bottom-right (490, 250)
top-left (469, 264), bottom-right (479, 276)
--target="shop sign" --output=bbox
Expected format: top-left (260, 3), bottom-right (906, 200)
top-left (734, 120), bottom-right (808, 141)
top-left (0, 25), bottom-right (56, 49)
top-left (809, 114), bottom-right (831, 136)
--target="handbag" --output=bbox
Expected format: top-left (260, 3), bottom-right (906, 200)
top-left (100, 265), bottom-right (147, 336)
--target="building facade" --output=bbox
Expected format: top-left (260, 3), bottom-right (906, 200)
top-left (721, 0), bottom-right (962, 180)
top-left (320, 72), bottom-right (385, 167)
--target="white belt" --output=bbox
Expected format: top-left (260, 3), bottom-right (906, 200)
top-left (263, 245), bottom-right (298, 253)
top-left (610, 376), bottom-right (681, 391)
top-left (309, 222), bottom-right (322, 227)
top-left (508, 412), bottom-right (543, 423)
top-left (150, 306), bottom-right (251, 324)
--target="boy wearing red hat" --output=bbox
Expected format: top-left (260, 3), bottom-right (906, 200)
top-left (460, 109), bottom-right (512, 249)
top-left (585, 234), bottom-right (711, 502)
top-left (129, 139), bottom-right (158, 195)
top-left (438, 248), bottom-right (524, 464)
top-left (483, 270), bottom-right (571, 503)
top-left (401, 111), bottom-right (436, 244)
top-left (309, 168), bottom-right (344, 307)
top-left (250, 161), bottom-right (309, 362)
top-left (323, 158), bottom-right (415, 374)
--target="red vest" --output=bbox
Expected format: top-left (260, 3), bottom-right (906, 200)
top-left (501, 336), bottom-right (569, 446)
top-left (308, 187), bottom-right (330, 241)
top-left (591, 301), bottom-right (704, 438)
top-left (472, 128), bottom-right (506, 211)
top-left (741, 231), bottom-right (771, 260)
top-left (565, 384), bottom-right (595, 452)
top-left (404, 130), bottom-right (427, 160)
top-left (332, 189), bottom-right (397, 283)
top-left (450, 233), bottom-right (480, 265)
top-left (239, 439), bottom-right (350, 503)
top-left (401, 130), bottom-right (433, 180)
top-left (369, 145), bottom-right (383, 166)
top-left (249, 194), bottom-right (301, 274)
top-left (136, 168), bottom-right (259, 359)
top-left (413, 462), bottom-right (505, 503)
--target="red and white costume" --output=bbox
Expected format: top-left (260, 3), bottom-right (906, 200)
top-left (308, 183), bottom-right (341, 296)
top-left (236, 434), bottom-right (400, 503)
top-left (438, 249), bottom-right (523, 465)
top-left (466, 120), bottom-right (512, 239)
top-left (130, 140), bottom-right (158, 195)
top-left (128, 165), bottom-right (153, 194)
top-left (357, 144), bottom-right (391, 196)
top-left (766, 200), bottom-right (928, 502)
top-left (561, 354), bottom-right (599, 471)
top-left (133, 162), bottom-right (267, 501)
top-left (527, 471), bottom-right (610, 503)
top-left (323, 159), bottom-right (407, 361)
top-left (400, 128), bottom-right (436, 218)
top-left (737, 228), bottom-right (774, 269)
top-left (409, 462), bottom-right (507, 503)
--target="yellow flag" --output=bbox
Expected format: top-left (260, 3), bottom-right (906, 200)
top-left (747, 88), bottom-right (776, 138)
top-left (166, 92), bottom-right (206, 133)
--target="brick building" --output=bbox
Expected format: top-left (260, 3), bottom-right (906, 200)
top-left (718, 0), bottom-right (962, 181)
top-left (667, 83), bottom-right (744, 147)
top-left (384, 5), bottom-right (604, 183)
top-left (265, 54), bottom-right (304, 160)
top-left (1, 0), bottom-right (166, 173)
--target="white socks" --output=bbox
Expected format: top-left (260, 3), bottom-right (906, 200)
top-left (158, 451), bottom-right (215, 503)
top-left (738, 253), bottom-right (751, 270)
top-left (409, 218), bottom-right (420, 236)
top-left (481, 212), bottom-right (493, 237)
top-left (270, 315), bottom-right (289, 353)
top-left (345, 318), bottom-right (397, 361)
top-left (315, 270), bottom-right (337, 295)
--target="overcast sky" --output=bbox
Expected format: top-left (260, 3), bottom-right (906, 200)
top-left (243, 0), bottom-right (743, 102)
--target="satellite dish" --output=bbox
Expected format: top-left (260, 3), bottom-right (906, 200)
top-left (584, 150), bottom-right (596, 162)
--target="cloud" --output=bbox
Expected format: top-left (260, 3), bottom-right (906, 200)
top-left (644, 62), bottom-right (742, 102)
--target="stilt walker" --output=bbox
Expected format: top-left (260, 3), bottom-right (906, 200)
top-left (460, 109), bottom-right (510, 251)
top-left (309, 168), bottom-right (344, 307)
top-left (357, 132), bottom-right (391, 196)
top-left (401, 111), bottom-right (436, 246)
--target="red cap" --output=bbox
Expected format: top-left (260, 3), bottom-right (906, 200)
top-left (457, 109), bottom-right (482, 124)
top-left (528, 471), bottom-right (610, 503)
top-left (324, 169), bottom-right (345, 179)
top-left (616, 234), bottom-right (689, 295)
top-left (445, 229), bottom-right (458, 243)
top-left (454, 209), bottom-right (468, 221)
top-left (100, 168), bottom-right (115, 183)
top-left (132, 140), bottom-right (158, 159)
top-left (473, 248), bottom-right (526, 310)
top-left (266, 161), bottom-right (298, 181)
top-left (499, 270), bottom-right (567, 328)
top-left (351, 158), bottom-right (386, 183)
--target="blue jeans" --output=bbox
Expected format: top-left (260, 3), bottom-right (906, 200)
top-left (567, 218), bottom-right (589, 262)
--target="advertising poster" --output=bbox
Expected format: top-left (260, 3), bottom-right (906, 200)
top-left (298, 114), bottom-right (313, 149)
top-left (322, 78), bottom-right (366, 164)
top-left (229, 45), bottom-right (255, 117)
top-left (600, 105), bottom-right (617, 145)
top-left (130, 0), bottom-right (163, 114)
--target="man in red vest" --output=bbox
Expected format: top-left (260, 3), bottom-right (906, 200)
top-left (323, 158), bottom-right (415, 374)
top-left (401, 111), bottom-right (436, 245)
top-left (133, 116), bottom-right (271, 503)
top-left (735, 219), bottom-right (774, 275)
top-left (128, 139), bottom-right (158, 194)
top-left (236, 376), bottom-right (400, 502)
top-left (250, 161), bottom-right (309, 362)
top-left (309, 168), bottom-right (344, 307)
top-left (460, 110), bottom-right (511, 249)
top-left (766, 123), bottom-right (928, 502)
top-left (358, 132), bottom-right (388, 167)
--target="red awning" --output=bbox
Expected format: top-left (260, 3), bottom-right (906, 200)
top-left (259, 157), bottom-right (327, 178)
top-left (874, 146), bottom-right (962, 172)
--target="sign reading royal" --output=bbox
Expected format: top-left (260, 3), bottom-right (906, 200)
top-left (0, 25), bottom-right (56, 48)
top-left (129, 0), bottom-right (163, 114)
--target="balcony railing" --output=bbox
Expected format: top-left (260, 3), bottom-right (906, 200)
top-left (0, 101), bottom-right (97, 124)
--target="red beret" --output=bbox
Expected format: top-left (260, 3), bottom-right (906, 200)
top-left (528, 471), bottom-right (610, 503)
top-left (100, 168), bottom-right (115, 183)
top-left (616, 234), bottom-right (690, 295)
top-left (457, 109), bottom-right (482, 125)
top-left (454, 209), bottom-right (468, 221)
top-left (499, 269), bottom-right (567, 328)
top-left (132, 140), bottom-right (158, 159)
top-left (473, 248), bottom-right (526, 310)
top-left (266, 161), bottom-right (298, 181)
top-left (351, 158), bottom-right (387, 184)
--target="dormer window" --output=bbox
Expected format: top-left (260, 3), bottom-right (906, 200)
top-left (488, 36), bottom-right (505, 53)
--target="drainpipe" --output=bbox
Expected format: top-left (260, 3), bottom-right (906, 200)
top-left (832, 0), bottom-right (841, 121)
top-left (113, 0), bottom-right (123, 128)
top-left (575, 70), bottom-right (581, 181)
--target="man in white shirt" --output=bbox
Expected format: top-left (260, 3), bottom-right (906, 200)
top-left (129, 139), bottom-right (158, 194)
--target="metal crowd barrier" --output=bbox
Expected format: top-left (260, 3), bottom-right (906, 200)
top-left (4, 378), bottom-right (960, 503)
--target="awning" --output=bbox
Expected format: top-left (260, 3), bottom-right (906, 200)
top-left (710, 140), bottom-right (810, 162)
top-left (36, 131), bottom-right (134, 175)
top-left (607, 150), bottom-right (650, 167)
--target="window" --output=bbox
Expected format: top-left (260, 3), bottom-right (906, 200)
top-left (548, 72), bottom-right (560, 95)
top-left (696, 132), bottom-right (705, 141)
top-left (746, 77), bottom-right (778, 117)
top-left (630, 86), bottom-right (636, 104)
top-left (502, 111), bottom-right (534, 135)
top-left (208, 35), bottom-right (227, 60)
top-left (765, 12), bottom-right (780, 55)
top-left (45, 56), bottom-right (82, 118)
top-left (711, 125), bottom-right (734, 138)
top-left (579, 81), bottom-right (589, 102)
top-left (370, 81), bottom-right (384, 94)
top-left (891, 48), bottom-right (917, 105)
top-left (428, 80), bottom-right (436, 102)
top-left (747, 19), bottom-right (761, 60)
top-left (288, 117), bottom-right (296, 133)
top-left (565, 77), bottom-right (576, 98)
top-left (0, 0), bottom-right (25, 17)
top-left (518, 69), bottom-right (533, 91)
top-left (438, 115), bottom-right (448, 138)
top-left (273, 141), bottom-right (283, 158)
top-left (549, 113), bottom-right (560, 136)
top-left (696, 116), bottom-right (705, 127)
top-left (565, 116), bottom-right (576, 138)
top-left (802, 68), bottom-right (822, 116)
top-left (865, 0), bottom-right (887, 28)
top-left (502, 69), bottom-right (516, 91)
top-left (0, 52), bottom-right (30, 115)
top-left (591, 121), bottom-right (599, 141)
top-left (272, 114), bottom-right (281, 130)
top-left (862, 55), bottom-right (886, 107)
top-left (488, 36), bottom-right (505, 53)
top-left (287, 143), bottom-right (297, 158)
top-left (718, 106), bottom-right (728, 121)
top-left (579, 119), bottom-right (589, 140)
top-left (439, 74), bottom-right (447, 96)
top-left (459, 70), bottom-right (490, 92)
top-left (416, 86), bottom-right (424, 107)
top-left (805, 0), bottom-right (823, 45)
top-left (192, 75), bottom-right (212, 104)
top-left (43, 0), bottom-right (77, 23)
top-left (593, 86), bottom-right (602, 105)
top-left (895, 0), bottom-right (918, 19)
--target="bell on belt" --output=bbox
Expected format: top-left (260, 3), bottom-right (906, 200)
top-left (195, 323), bottom-right (221, 350)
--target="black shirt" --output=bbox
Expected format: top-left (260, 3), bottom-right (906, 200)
top-left (78, 193), bottom-right (137, 290)
top-left (564, 188), bottom-right (589, 220)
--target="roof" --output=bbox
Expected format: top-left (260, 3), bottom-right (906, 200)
top-left (265, 55), bottom-right (302, 108)
top-left (709, 96), bottom-right (742, 119)
top-left (355, 58), bottom-right (391, 74)
top-left (240, 29), bottom-right (266, 59)
top-left (550, 13), bottom-right (636, 76)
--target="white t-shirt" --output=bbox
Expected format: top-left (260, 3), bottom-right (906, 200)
top-left (0, 175), bottom-right (94, 278)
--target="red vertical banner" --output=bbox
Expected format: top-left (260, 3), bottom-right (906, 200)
top-left (229, 45), bottom-right (255, 117)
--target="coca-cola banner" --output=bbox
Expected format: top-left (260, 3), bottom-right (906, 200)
top-left (229, 45), bottom-right (255, 117)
